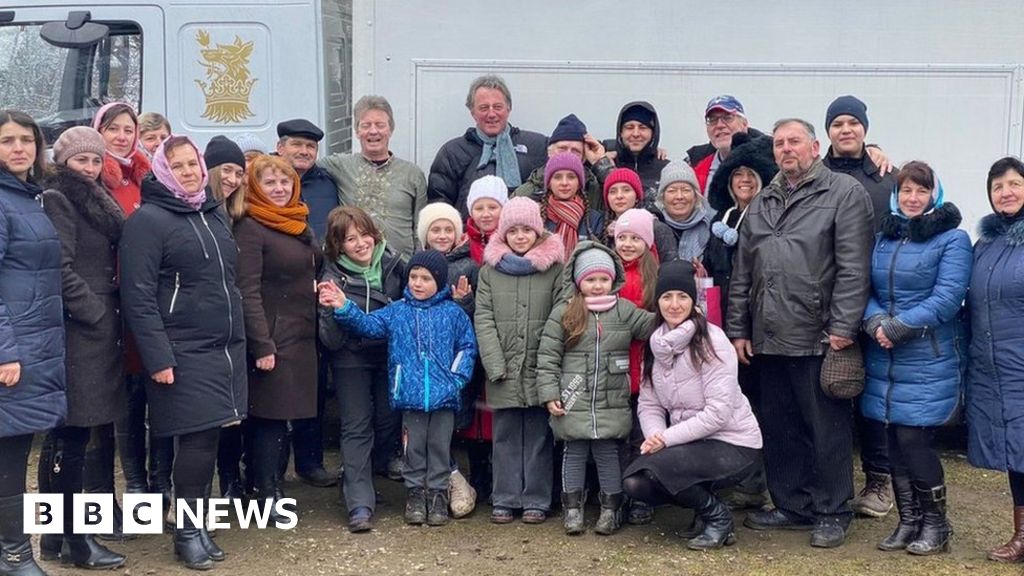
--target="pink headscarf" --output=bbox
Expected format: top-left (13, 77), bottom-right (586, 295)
top-left (151, 135), bottom-right (209, 210)
top-left (92, 102), bottom-right (141, 165)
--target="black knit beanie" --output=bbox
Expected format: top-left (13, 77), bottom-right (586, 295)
top-left (655, 260), bottom-right (697, 303)
top-left (407, 249), bottom-right (449, 289)
top-left (825, 95), bottom-right (869, 132)
top-left (204, 135), bottom-right (246, 170)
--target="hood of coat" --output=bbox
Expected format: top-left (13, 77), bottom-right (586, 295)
top-left (978, 211), bottom-right (1024, 246)
top-left (880, 202), bottom-right (962, 243)
top-left (615, 101), bottom-right (661, 165)
top-left (483, 227), bottom-right (565, 271)
top-left (707, 133), bottom-right (778, 212)
top-left (447, 240), bottom-right (471, 263)
top-left (140, 173), bottom-right (223, 214)
top-left (560, 240), bottom-right (625, 297)
top-left (0, 169), bottom-right (42, 198)
top-left (44, 165), bottom-right (126, 241)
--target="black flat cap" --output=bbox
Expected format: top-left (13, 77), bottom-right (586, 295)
top-left (276, 118), bottom-right (324, 142)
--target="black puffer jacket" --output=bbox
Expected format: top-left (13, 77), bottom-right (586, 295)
top-left (317, 249), bottom-right (405, 368)
top-left (607, 101), bottom-right (669, 199)
top-left (823, 147), bottom-right (891, 232)
top-left (120, 175), bottom-right (247, 438)
top-left (427, 125), bottom-right (548, 217)
top-left (0, 171), bottom-right (65, 437)
top-left (42, 167), bottom-right (126, 427)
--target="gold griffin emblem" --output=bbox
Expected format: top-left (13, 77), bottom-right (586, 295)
top-left (195, 29), bottom-right (257, 123)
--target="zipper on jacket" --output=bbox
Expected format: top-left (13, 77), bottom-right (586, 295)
top-left (591, 311), bottom-right (601, 439)
top-left (168, 272), bottom-right (181, 314)
top-left (883, 238), bottom-right (908, 424)
top-left (393, 365), bottom-right (403, 401)
top-left (199, 211), bottom-right (238, 418)
top-left (187, 216), bottom-right (210, 259)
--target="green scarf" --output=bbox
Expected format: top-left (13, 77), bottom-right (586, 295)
top-left (338, 241), bottom-right (387, 291)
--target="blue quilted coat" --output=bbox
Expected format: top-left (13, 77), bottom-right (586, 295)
top-left (0, 170), bottom-right (66, 437)
top-left (333, 285), bottom-right (477, 412)
top-left (862, 203), bottom-right (971, 426)
top-left (967, 213), bottom-right (1024, 472)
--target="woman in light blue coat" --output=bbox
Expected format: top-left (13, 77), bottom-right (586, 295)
top-left (862, 161), bottom-right (971, 556)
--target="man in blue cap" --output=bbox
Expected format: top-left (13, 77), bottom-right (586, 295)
top-left (686, 95), bottom-right (764, 194)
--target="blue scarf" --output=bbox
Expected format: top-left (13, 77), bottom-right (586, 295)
top-left (495, 253), bottom-right (537, 276)
top-left (475, 125), bottom-right (522, 188)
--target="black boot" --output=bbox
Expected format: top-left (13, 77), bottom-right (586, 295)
top-left (426, 490), bottom-right (450, 527)
top-left (404, 488), bottom-right (427, 525)
top-left (0, 494), bottom-right (47, 576)
top-left (64, 536), bottom-right (125, 570)
top-left (561, 490), bottom-right (586, 535)
top-left (117, 379), bottom-right (151, 494)
top-left (878, 474), bottom-right (921, 551)
top-left (906, 484), bottom-right (951, 555)
top-left (82, 426), bottom-right (133, 543)
top-left (149, 436), bottom-right (175, 527)
top-left (36, 436), bottom-right (62, 562)
top-left (675, 485), bottom-right (736, 551)
top-left (594, 492), bottom-right (624, 535)
top-left (173, 493), bottom-right (213, 571)
top-left (198, 486), bottom-right (224, 562)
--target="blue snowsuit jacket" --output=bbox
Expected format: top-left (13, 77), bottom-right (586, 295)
top-left (333, 285), bottom-right (477, 412)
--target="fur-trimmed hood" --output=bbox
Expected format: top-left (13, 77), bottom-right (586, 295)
top-left (707, 133), bottom-right (777, 212)
top-left (483, 228), bottom-right (565, 271)
top-left (44, 165), bottom-right (125, 241)
top-left (880, 202), bottom-right (961, 243)
top-left (978, 212), bottom-right (1024, 246)
top-left (100, 150), bottom-right (150, 193)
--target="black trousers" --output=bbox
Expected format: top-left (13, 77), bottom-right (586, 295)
top-left (1010, 471), bottom-right (1024, 506)
top-left (856, 400), bottom-right (891, 476)
top-left (172, 428), bottom-right (220, 498)
top-left (40, 426), bottom-right (91, 533)
top-left (758, 354), bottom-right (853, 521)
top-left (886, 423), bottom-right (943, 487)
top-left (0, 434), bottom-right (33, 497)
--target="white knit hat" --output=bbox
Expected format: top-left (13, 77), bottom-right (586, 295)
top-left (417, 202), bottom-right (464, 249)
top-left (466, 175), bottom-right (509, 211)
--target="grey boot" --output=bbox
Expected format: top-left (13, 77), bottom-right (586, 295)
top-left (561, 491), bottom-right (586, 535)
top-left (594, 492), bottom-right (624, 535)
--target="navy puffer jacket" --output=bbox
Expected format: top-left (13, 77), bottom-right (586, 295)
top-left (862, 203), bottom-right (971, 426)
top-left (0, 171), bottom-right (66, 437)
top-left (967, 213), bottom-right (1024, 472)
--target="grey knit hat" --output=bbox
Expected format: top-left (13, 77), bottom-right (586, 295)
top-left (658, 161), bottom-right (701, 198)
top-left (231, 132), bottom-right (269, 155)
top-left (573, 247), bottom-right (615, 287)
top-left (53, 126), bottom-right (106, 165)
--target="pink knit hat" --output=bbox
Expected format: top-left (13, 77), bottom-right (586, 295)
top-left (613, 208), bottom-right (655, 249)
top-left (544, 152), bottom-right (585, 192)
top-left (495, 197), bottom-right (545, 239)
top-left (603, 168), bottom-right (644, 205)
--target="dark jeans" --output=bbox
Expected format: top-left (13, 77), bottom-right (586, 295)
top-left (886, 423), bottom-right (943, 487)
top-left (492, 407), bottom-right (553, 511)
top-left (563, 439), bottom-right (621, 494)
top-left (856, 402), bottom-right (890, 475)
top-left (758, 354), bottom-right (854, 521)
top-left (402, 410), bottom-right (454, 491)
top-left (0, 434), bottom-right (33, 497)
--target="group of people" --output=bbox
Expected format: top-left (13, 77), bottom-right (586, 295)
top-left (0, 71), bottom-right (1022, 574)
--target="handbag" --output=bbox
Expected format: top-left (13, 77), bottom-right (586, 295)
top-left (820, 340), bottom-right (865, 400)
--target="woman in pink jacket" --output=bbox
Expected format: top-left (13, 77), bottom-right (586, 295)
top-left (622, 259), bottom-right (762, 551)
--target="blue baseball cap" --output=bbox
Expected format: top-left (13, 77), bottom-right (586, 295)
top-left (705, 95), bottom-right (745, 117)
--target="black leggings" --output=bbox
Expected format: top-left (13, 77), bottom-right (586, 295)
top-left (886, 424), bottom-right (943, 488)
top-left (1010, 470), bottom-right (1024, 506)
top-left (0, 434), bottom-right (33, 497)
top-left (172, 428), bottom-right (221, 499)
top-left (622, 471), bottom-right (673, 506)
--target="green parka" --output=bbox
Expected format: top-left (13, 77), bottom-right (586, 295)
top-left (475, 230), bottom-right (566, 409)
top-left (536, 241), bottom-right (655, 441)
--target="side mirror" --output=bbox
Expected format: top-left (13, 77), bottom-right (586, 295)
top-left (40, 11), bottom-right (108, 48)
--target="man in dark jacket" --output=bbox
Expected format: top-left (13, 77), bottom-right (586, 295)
top-left (685, 95), bottom-right (767, 195)
top-left (428, 75), bottom-right (547, 216)
top-left (514, 113), bottom-right (615, 209)
top-left (276, 119), bottom-right (339, 242)
top-left (726, 118), bottom-right (874, 549)
top-left (606, 101), bottom-right (668, 200)
top-left (275, 118), bottom-right (338, 488)
top-left (821, 95), bottom-right (897, 520)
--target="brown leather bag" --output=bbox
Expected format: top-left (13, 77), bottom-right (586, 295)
top-left (820, 340), bottom-right (865, 400)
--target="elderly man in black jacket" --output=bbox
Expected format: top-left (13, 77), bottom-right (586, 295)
top-left (428, 74), bottom-right (547, 217)
top-left (726, 118), bottom-right (873, 549)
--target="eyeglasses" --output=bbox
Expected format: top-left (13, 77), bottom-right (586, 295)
top-left (705, 114), bottom-right (738, 126)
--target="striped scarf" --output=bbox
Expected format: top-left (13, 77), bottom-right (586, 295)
top-left (546, 195), bottom-right (586, 256)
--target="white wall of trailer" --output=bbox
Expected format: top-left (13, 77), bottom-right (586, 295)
top-left (353, 0), bottom-right (1024, 235)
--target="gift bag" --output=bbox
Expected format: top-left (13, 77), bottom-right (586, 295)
top-left (704, 285), bottom-right (722, 327)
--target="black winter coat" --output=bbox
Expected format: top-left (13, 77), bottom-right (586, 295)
top-left (318, 249), bottom-right (405, 368)
top-left (608, 101), bottom-right (669, 199)
top-left (42, 167), bottom-right (126, 427)
top-left (427, 125), bottom-right (548, 217)
top-left (120, 175), bottom-right (247, 437)
top-left (0, 171), bottom-right (65, 437)
top-left (823, 148), bottom-right (891, 232)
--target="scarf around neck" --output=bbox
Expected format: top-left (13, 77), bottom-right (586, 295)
top-left (475, 125), bottom-right (522, 188)
top-left (151, 137), bottom-right (208, 210)
top-left (496, 252), bottom-right (537, 276)
top-left (246, 169), bottom-right (310, 236)
top-left (584, 294), bottom-right (618, 312)
top-left (663, 204), bottom-right (710, 261)
top-left (467, 217), bottom-right (494, 265)
top-left (546, 195), bottom-right (586, 255)
top-left (338, 241), bottom-right (387, 291)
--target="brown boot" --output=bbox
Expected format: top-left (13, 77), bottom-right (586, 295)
top-left (989, 506), bottom-right (1024, 563)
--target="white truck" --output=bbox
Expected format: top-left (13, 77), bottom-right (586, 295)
top-left (3, 0), bottom-right (1024, 231)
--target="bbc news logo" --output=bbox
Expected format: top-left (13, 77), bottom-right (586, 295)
top-left (23, 494), bottom-right (298, 534)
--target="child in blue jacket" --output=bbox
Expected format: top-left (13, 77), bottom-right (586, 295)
top-left (319, 249), bottom-right (477, 527)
